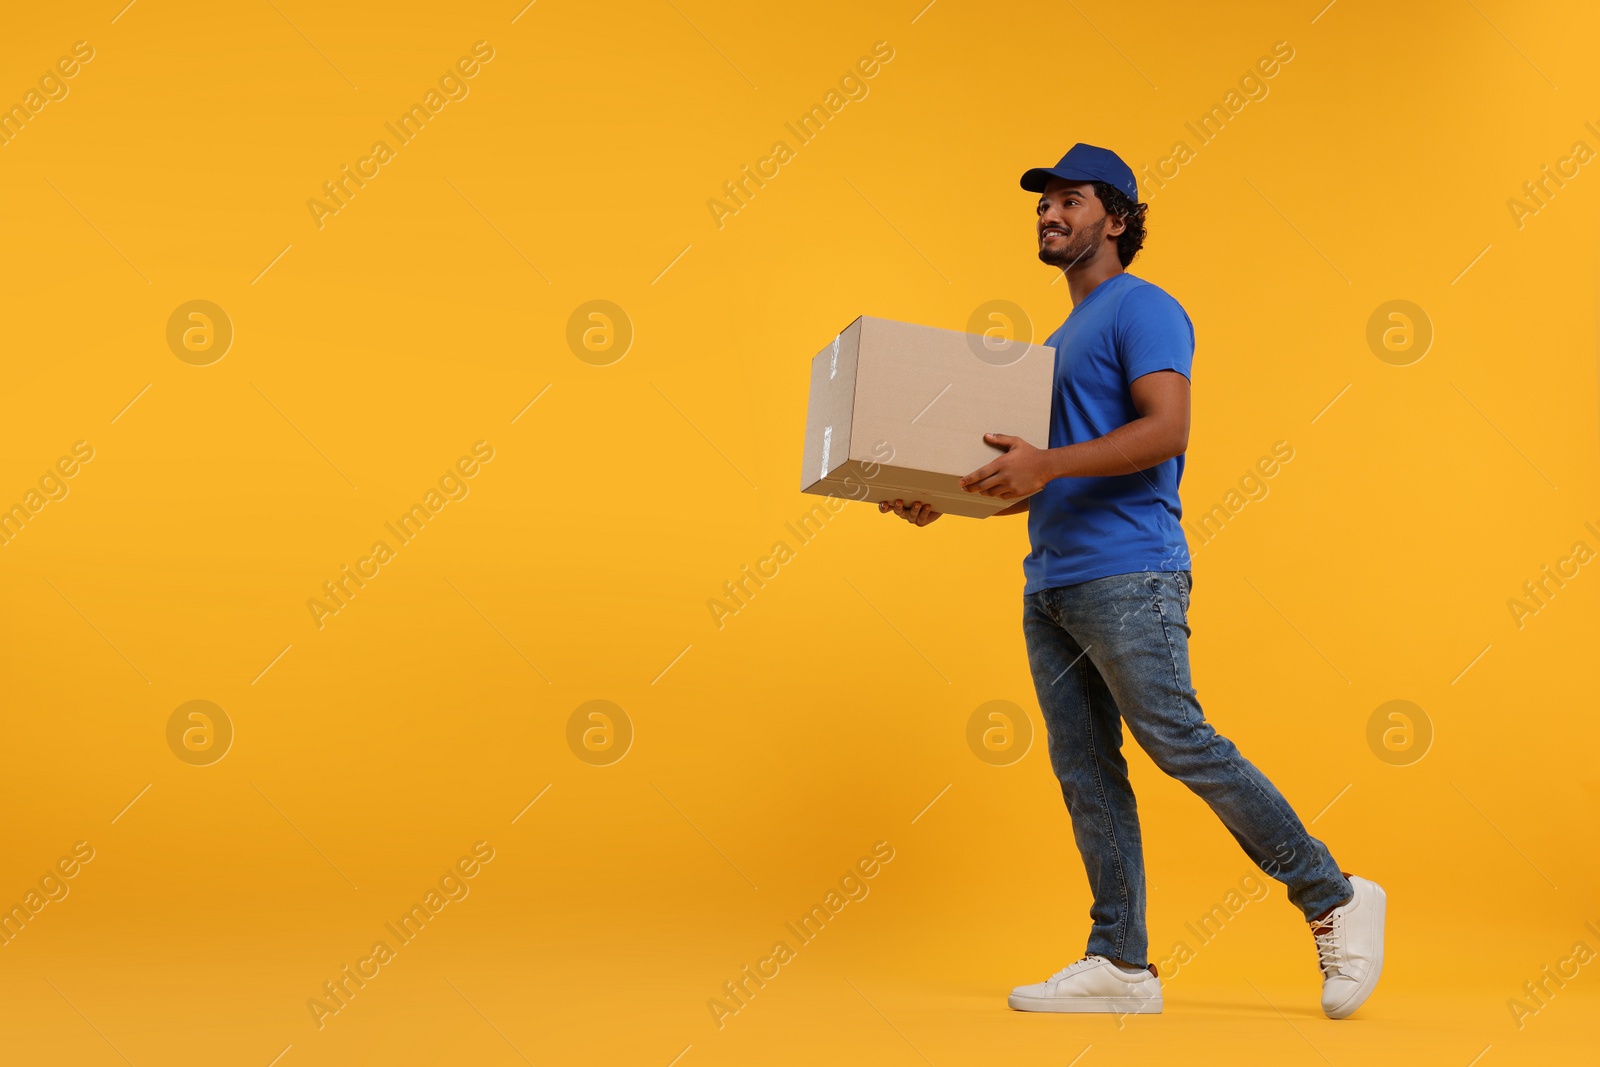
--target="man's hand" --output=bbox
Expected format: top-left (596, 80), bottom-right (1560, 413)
top-left (959, 433), bottom-right (1053, 499)
top-left (878, 498), bottom-right (941, 526)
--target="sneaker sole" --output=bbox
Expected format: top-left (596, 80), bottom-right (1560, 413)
top-left (1008, 994), bottom-right (1163, 1014)
top-left (1325, 882), bottom-right (1386, 1020)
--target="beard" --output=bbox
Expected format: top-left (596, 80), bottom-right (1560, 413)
top-left (1037, 215), bottom-right (1106, 270)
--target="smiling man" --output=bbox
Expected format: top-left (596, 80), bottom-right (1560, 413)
top-left (878, 143), bottom-right (1385, 1019)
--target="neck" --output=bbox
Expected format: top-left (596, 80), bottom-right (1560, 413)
top-left (1062, 252), bottom-right (1124, 307)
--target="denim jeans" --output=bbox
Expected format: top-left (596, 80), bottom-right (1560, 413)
top-left (1022, 569), bottom-right (1352, 968)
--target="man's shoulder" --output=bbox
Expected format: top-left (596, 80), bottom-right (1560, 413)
top-left (1117, 272), bottom-right (1186, 310)
top-left (1114, 274), bottom-right (1193, 339)
top-left (1047, 273), bottom-right (1189, 343)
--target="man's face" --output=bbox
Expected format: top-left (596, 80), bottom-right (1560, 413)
top-left (1036, 179), bottom-right (1122, 269)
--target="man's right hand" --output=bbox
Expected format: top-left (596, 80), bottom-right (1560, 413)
top-left (879, 498), bottom-right (941, 526)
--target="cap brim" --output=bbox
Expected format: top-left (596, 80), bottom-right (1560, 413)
top-left (1020, 167), bottom-right (1096, 193)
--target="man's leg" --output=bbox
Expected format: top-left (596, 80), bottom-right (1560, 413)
top-left (1023, 589), bottom-right (1150, 967)
top-left (1053, 570), bottom-right (1352, 921)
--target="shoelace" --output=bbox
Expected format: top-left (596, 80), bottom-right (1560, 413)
top-left (1048, 956), bottom-right (1102, 983)
top-left (1311, 911), bottom-right (1346, 976)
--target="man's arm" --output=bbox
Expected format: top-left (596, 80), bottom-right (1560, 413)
top-left (959, 370), bottom-right (1190, 500)
top-left (993, 498), bottom-right (1030, 516)
top-left (1042, 370), bottom-right (1190, 479)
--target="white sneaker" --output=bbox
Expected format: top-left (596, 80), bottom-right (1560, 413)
top-left (1009, 955), bottom-right (1163, 1014)
top-left (1311, 874), bottom-right (1386, 1019)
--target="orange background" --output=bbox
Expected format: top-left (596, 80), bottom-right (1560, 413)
top-left (1, 1), bottom-right (1596, 1064)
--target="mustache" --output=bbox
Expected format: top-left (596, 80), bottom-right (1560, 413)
top-left (1038, 217), bottom-right (1105, 269)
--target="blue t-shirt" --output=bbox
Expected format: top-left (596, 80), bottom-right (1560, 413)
top-left (1023, 272), bottom-right (1195, 594)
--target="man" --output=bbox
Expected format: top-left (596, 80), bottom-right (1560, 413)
top-left (878, 144), bottom-right (1384, 1019)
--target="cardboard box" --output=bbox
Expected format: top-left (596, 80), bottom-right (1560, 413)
top-left (799, 315), bottom-right (1055, 518)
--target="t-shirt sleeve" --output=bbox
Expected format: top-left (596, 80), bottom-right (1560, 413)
top-left (1115, 284), bottom-right (1195, 383)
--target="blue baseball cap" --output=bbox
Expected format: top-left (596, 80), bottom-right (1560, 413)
top-left (1020, 143), bottom-right (1138, 202)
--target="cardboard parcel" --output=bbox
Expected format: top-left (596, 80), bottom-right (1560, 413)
top-left (799, 315), bottom-right (1056, 518)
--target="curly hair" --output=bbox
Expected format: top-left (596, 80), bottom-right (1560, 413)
top-left (1091, 181), bottom-right (1149, 267)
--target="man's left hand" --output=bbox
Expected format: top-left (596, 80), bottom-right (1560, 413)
top-left (959, 433), bottom-right (1054, 499)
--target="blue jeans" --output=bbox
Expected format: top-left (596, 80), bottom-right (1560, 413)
top-left (1022, 569), bottom-right (1352, 968)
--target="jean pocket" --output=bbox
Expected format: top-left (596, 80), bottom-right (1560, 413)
top-left (1150, 571), bottom-right (1187, 613)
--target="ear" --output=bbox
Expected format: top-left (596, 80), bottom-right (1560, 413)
top-left (1105, 211), bottom-right (1128, 239)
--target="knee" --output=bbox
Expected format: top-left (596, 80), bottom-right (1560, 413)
top-left (1141, 720), bottom-right (1235, 782)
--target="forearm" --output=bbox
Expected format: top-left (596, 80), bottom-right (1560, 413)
top-left (1045, 415), bottom-right (1185, 480)
top-left (994, 498), bottom-right (1030, 516)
